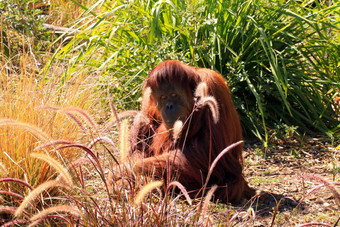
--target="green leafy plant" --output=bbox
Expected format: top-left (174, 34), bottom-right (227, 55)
top-left (49, 0), bottom-right (339, 144)
top-left (0, 0), bottom-right (47, 62)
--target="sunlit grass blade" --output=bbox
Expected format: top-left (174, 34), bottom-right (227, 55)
top-left (0, 119), bottom-right (51, 141)
top-left (30, 153), bottom-right (73, 187)
top-left (15, 180), bottom-right (70, 218)
top-left (134, 181), bottom-right (163, 206)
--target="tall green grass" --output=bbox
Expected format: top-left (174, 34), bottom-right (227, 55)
top-left (49, 0), bottom-right (340, 143)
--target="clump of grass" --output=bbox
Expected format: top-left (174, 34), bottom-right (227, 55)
top-left (47, 0), bottom-right (99, 26)
top-left (0, 53), bottom-right (105, 219)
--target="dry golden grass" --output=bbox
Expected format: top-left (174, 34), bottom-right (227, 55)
top-left (47, 0), bottom-right (99, 26)
top-left (0, 55), bottom-right (104, 189)
top-left (0, 160), bottom-right (8, 177)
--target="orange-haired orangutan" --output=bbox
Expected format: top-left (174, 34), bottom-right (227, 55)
top-left (121, 60), bottom-right (253, 203)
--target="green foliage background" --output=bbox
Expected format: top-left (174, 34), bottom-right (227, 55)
top-left (47, 0), bottom-right (339, 143)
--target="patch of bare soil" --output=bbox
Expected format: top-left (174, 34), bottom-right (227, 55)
top-left (89, 137), bottom-right (339, 226)
top-left (243, 137), bottom-right (340, 226)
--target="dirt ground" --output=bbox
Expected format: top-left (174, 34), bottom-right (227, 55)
top-left (92, 137), bottom-right (339, 226)
top-left (242, 137), bottom-right (340, 226)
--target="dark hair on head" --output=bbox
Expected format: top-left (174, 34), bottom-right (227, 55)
top-left (145, 60), bottom-right (201, 92)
